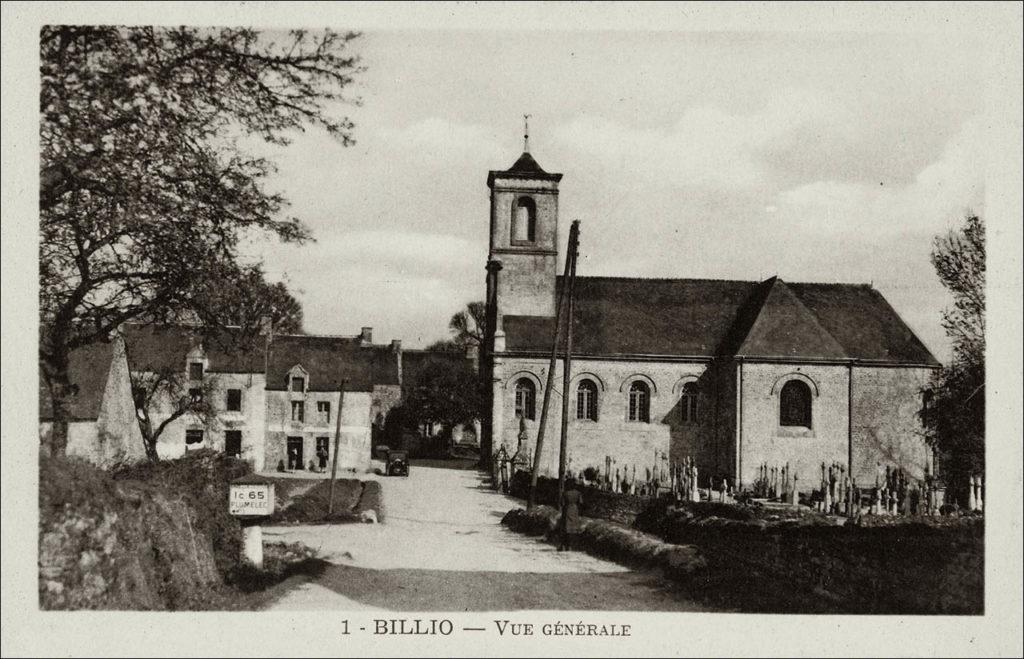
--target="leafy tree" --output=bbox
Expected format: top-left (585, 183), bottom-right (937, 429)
top-left (922, 214), bottom-right (985, 500)
top-left (39, 26), bottom-right (362, 454)
top-left (447, 301), bottom-right (486, 349)
top-left (189, 264), bottom-right (305, 336)
top-left (400, 355), bottom-right (485, 455)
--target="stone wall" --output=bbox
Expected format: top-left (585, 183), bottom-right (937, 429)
top-left (146, 372), bottom-right (267, 471)
top-left (738, 362), bottom-right (850, 491)
top-left (494, 356), bottom-right (713, 479)
top-left (851, 366), bottom-right (933, 483)
top-left (265, 389), bottom-right (374, 472)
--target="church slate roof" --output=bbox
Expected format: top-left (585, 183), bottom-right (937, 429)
top-left (488, 151), bottom-right (563, 186)
top-left (501, 276), bottom-right (938, 365)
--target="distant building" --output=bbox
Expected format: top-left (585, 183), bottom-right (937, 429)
top-left (483, 147), bottom-right (940, 491)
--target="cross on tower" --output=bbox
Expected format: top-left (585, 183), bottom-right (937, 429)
top-left (523, 113), bottom-right (531, 152)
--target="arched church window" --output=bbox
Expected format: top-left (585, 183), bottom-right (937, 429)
top-left (512, 196), bottom-right (536, 243)
top-left (576, 379), bottom-right (598, 421)
top-left (514, 378), bottom-right (536, 420)
top-left (780, 379), bottom-right (812, 428)
top-left (628, 381), bottom-right (650, 422)
top-left (679, 382), bottom-right (699, 423)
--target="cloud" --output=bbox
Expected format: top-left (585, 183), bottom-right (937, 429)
top-left (773, 115), bottom-right (986, 237)
top-left (552, 89), bottom-right (846, 189)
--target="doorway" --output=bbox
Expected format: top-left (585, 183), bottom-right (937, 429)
top-left (287, 436), bottom-right (304, 470)
top-left (225, 430), bottom-right (242, 458)
top-left (316, 436), bottom-right (330, 471)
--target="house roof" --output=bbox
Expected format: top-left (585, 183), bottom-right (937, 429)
top-left (266, 334), bottom-right (400, 392)
top-left (39, 340), bottom-right (115, 421)
top-left (121, 324), bottom-right (400, 391)
top-left (122, 324), bottom-right (264, 374)
top-left (488, 151), bottom-right (563, 187)
top-left (502, 276), bottom-right (938, 365)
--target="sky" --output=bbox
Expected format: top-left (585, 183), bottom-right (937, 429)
top-left (243, 29), bottom-right (987, 360)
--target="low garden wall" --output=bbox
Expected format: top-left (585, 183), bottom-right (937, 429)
top-left (505, 472), bottom-right (983, 614)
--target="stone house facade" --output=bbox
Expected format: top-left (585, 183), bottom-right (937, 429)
top-left (483, 149), bottom-right (940, 492)
top-left (42, 324), bottom-right (403, 473)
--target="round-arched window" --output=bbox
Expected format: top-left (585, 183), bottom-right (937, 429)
top-left (512, 197), bottom-right (537, 243)
top-left (576, 379), bottom-right (598, 421)
top-left (628, 381), bottom-right (650, 422)
top-left (514, 378), bottom-right (536, 420)
top-left (779, 379), bottom-right (812, 428)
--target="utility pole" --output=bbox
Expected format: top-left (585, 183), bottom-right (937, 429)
top-left (528, 221), bottom-right (580, 509)
top-left (327, 378), bottom-right (347, 515)
top-left (557, 221), bottom-right (580, 504)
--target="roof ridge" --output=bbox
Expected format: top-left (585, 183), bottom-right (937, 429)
top-left (559, 275), bottom-right (760, 284)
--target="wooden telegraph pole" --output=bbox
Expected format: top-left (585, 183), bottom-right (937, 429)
top-left (557, 221), bottom-right (580, 504)
top-left (327, 378), bottom-right (348, 515)
top-left (528, 220), bottom-right (580, 510)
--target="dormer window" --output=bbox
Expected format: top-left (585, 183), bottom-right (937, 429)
top-left (189, 362), bottom-right (204, 380)
top-left (290, 376), bottom-right (306, 393)
top-left (511, 196), bottom-right (536, 244)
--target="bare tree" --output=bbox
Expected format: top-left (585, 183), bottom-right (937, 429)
top-left (131, 368), bottom-right (219, 462)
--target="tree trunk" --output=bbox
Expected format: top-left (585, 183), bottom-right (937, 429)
top-left (138, 413), bottom-right (159, 462)
top-left (40, 347), bottom-right (72, 457)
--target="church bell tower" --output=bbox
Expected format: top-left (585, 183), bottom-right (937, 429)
top-left (486, 119), bottom-right (563, 321)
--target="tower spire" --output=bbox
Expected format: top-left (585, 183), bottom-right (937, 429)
top-left (523, 113), bottom-right (531, 153)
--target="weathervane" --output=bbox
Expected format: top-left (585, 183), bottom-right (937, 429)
top-left (523, 113), bottom-right (531, 152)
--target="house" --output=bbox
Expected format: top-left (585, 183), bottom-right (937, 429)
top-left (482, 147), bottom-right (940, 491)
top-left (121, 324), bottom-right (268, 469)
top-left (40, 323), bottom-right (403, 473)
top-left (39, 333), bottom-right (146, 468)
top-left (264, 329), bottom-right (402, 472)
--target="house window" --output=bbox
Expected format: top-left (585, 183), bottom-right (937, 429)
top-left (226, 389), bottom-right (242, 412)
top-left (679, 382), bottom-right (699, 423)
top-left (291, 400), bottom-right (305, 422)
top-left (514, 378), bottom-right (536, 420)
top-left (628, 381), bottom-right (650, 422)
top-left (317, 401), bottom-right (331, 425)
top-left (921, 389), bottom-right (934, 427)
top-left (290, 376), bottom-right (305, 393)
top-left (225, 430), bottom-right (242, 457)
top-left (189, 362), bottom-right (204, 380)
top-left (780, 380), bottom-right (812, 428)
top-left (576, 379), bottom-right (598, 421)
top-left (512, 196), bottom-right (537, 243)
top-left (188, 387), bottom-right (203, 403)
top-left (185, 429), bottom-right (204, 445)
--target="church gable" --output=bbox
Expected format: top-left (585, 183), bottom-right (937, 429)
top-left (733, 278), bottom-right (848, 360)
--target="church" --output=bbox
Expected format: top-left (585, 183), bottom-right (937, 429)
top-left (482, 146), bottom-right (940, 492)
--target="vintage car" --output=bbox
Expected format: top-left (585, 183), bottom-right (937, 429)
top-left (385, 449), bottom-right (409, 477)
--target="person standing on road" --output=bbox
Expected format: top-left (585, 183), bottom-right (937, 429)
top-left (559, 477), bottom-right (583, 551)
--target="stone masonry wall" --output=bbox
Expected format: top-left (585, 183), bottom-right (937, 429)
top-left (495, 356), bottom-right (715, 480)
top-left (850, 366), bottom-right (933, 484)
top-left (739, 362), bottom-right (850, 492)
top-left (265, 389), bottom-right (373, 472)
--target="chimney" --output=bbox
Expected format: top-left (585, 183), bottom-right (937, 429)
top-left (360, 327), bottom-right (373, 346)
top-left (259, 315), bottom-right (274, 337)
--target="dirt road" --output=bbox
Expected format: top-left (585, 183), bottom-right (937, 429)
top-left (261, 466), bottom-right (708, 611)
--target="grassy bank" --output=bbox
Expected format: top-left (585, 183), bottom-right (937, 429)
top-left (38, 450), bottom-right (322, 610)
top-left (263, 478), bottom-right (384, 524)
